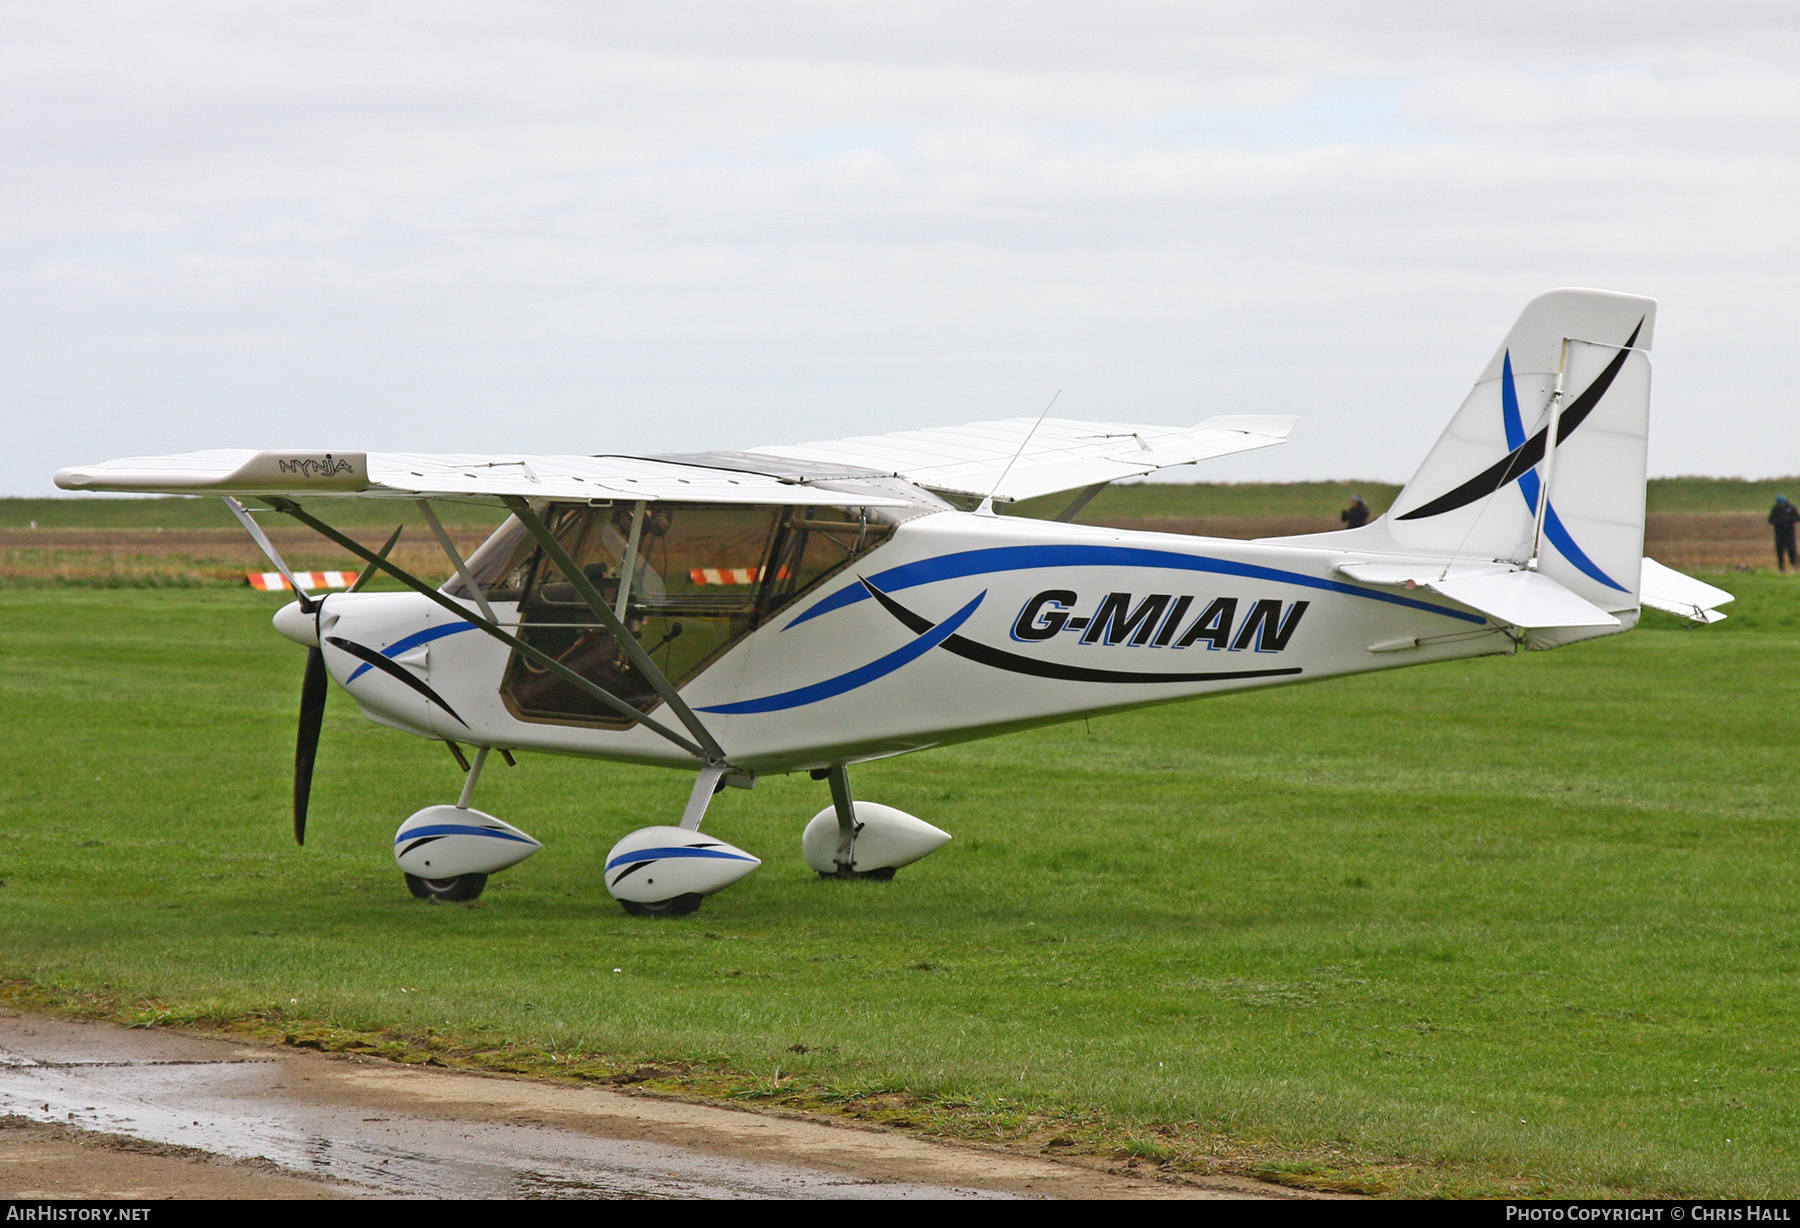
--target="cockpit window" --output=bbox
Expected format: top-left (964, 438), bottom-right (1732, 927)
top-left (491, 501), bottom-right (894, 728)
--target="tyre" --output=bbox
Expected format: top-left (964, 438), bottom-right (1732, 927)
top-left (619, 892), bottom-right (704, 918)
top-left (405, 873), bottom-right (488, 902)
top-left (817, 865), bottom-right (896, 881)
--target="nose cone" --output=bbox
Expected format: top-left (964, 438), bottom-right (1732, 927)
top-left (272, 600), bottom-right (319, 648)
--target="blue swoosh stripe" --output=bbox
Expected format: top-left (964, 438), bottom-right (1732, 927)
top-left (1504, 352), bottom-right (1627, 593)
top-left (605, 846), bottom-right (758, 871)
top-left (348, 621), bottom-right (477, 683)
top-left (702, 589), bottom-right (988, 715)
top-left (394, 823), bottom-right (536, 845)
top-left (783, 546), bottom-right (1484, 630)
top-left (1541, 505), bottom-right (1629, 592)
top-left (1502, 350), bottom-right (1527, 449)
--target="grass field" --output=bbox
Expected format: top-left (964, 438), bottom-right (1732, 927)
top-left (6, 480), bottom-right (1798, 588)
top-left (0, 498), bottom-right (507, 589)
top-left (1004, 480), bottom-right (1799, 573)
top-left (4, 576), bottom-right (1799, 1198)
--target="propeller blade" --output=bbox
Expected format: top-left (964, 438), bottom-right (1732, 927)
top-left (291, 524), bottom-right (402, 846)
top-left (294, 645), bottom-right (329, 845)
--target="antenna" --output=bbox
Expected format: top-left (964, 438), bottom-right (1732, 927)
top-left (976, 389), bottom-right (1061, 517)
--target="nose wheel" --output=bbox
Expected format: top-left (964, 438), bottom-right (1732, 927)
top-left (405, 873), bottom-right (488, 902)
top-left (391, 752), bottom-right (542, 904)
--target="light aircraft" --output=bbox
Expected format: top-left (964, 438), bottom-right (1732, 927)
top-left (56, 288), bottom-right (1732, 916)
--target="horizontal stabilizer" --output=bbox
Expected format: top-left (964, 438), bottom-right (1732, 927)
top-left (1336, 560), bottom-right (1515, 587)
top-left (1640, 558), bottom-right (1733, 624)
top-left (1425, 569), bottom-right (1619, 630)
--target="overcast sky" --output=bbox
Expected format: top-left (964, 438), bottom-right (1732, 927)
top-left (7, 2), bottom-right (1799, 496)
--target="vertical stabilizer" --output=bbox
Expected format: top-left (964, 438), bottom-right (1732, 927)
top-left (1385, 289), bottom-right (1655, 613)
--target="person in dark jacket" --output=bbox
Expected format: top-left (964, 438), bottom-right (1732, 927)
top-left (1341, 494), bottom-right (1371, 529)
top-left (1771, 496), bottom-right (1800, 571)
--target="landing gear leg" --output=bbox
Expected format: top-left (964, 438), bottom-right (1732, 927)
top-left (457, 745), bottom-right (489, 809)
top-left (828, 765), bottom-right (857, 876)
top-left (681, 763), bottom-right (730, 831)
top-left (822, 765), bottom-right (893, 881)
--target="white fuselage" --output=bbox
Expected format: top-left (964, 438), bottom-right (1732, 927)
top-left (309, 510), bottom-right (1549, 776)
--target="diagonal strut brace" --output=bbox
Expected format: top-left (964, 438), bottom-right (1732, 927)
top-left (266, 498), bottom-right (707, 761)
top-left (501, 496), bottom-right (728, 767)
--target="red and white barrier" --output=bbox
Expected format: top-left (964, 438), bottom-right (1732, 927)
top-left (247, 570), bottom-right (359, 592)
top-left (687, 565), bottom-right (793, 586)
top-left (690, 567), bottom-right (762, 586)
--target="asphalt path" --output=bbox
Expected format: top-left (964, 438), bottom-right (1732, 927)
top-left (0, 1010), bottom-right (1289, 1200)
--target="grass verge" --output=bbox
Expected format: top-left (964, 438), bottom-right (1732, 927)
top-left (3, 584), bottom-right (1799, 1199)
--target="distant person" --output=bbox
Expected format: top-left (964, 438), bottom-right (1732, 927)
top-left (1770, 496), bottom-right (1800, 572)
top-left (1340, 494), bottom-right (1371, 529)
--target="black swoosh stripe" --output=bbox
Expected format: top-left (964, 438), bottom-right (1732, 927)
top-left (859, 581), bottom-right (1302, 686)
top-left (326, 636), bottom-right (470, 727)
top-left (610, 859), bottom-right (654, 885)
top-left (1397, 319), bottom-right (1644, 522)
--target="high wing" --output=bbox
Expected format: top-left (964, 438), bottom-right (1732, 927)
top-left (55, 413), bottom-right (1295, 506)
top-left (741, 414), bottom-right (1296, 502)
top-left (53, 449), bottom-right (912, 506)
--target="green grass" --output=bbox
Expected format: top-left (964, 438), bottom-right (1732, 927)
top-left (1643, 478), bottom-right (1800, 515)
top-left (3, 582), bottom-right (1800, 1197)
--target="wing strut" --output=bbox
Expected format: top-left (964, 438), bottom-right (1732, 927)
top-left (223, 496), bottom-right (316, 610)
top-left (266, 499), bottom-right (709, 762)
top-left (1054, 482), bottom-right (1109, 523)
top-left (501, 497), bottom-right (728, 767)
top-left (415, 498), bottom-right (496, 623)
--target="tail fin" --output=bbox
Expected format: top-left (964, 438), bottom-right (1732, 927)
top-left (1386, 289), bottom-right (1655, 614)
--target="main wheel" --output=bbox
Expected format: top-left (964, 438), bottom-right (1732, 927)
top-left (405, 873), bottom-right (488, 902)
top-left (817, 865), bottom-right (897, 881)
top-left (619, 892), bottom-right (704, 918)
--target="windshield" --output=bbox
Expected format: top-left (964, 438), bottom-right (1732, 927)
top-left (492, 501), bottom-right (895, 728)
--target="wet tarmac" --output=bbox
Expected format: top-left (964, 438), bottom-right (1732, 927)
top-left (0, 1012), bottom-right (1266, 1200)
